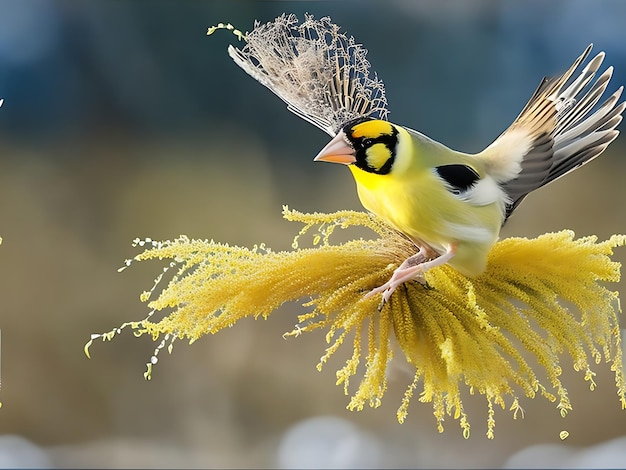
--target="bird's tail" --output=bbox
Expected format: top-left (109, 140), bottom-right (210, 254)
top-left (481, 44), bottom-right (624, 219)
top-left (542, 46), bottom-right (623, 182)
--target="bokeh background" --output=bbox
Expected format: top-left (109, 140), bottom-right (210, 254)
top-left (0, 0), bottom-right (625, 468)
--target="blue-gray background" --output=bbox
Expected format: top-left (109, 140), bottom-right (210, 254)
top-left (0, 1), bottom-right (625, 468)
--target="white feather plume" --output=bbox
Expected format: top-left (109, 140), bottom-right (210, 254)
top-left (227, 14), bottom-right (389, 136)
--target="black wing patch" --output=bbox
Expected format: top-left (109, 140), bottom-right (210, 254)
top-left (435, 164), bottom-right (480, 193)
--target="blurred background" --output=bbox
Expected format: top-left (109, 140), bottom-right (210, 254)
top-left (0, 0), bottom-right (625, 468)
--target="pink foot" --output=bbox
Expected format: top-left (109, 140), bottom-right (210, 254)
top-left (365, 245), bottom-right (456, 303)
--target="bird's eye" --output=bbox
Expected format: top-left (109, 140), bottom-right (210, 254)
top-left (362, 138), bottom-right (374, 148)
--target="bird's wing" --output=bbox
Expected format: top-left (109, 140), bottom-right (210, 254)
top-left (477, 44), bottom-right (624, 220)
top-left (227, 14), bottom-right (389, 136)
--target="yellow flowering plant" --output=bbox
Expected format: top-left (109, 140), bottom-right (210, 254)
top-left (86, 206), bottom-right (626, 438)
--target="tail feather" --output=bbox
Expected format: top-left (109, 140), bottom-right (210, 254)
top-left (555, 66), bottom-right (612, 135)
top-left (480, 44), bottom-right (624, 220)
top-left (556, 86), bottom-right (623, 148)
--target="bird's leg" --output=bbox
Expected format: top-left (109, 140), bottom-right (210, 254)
top-left (365, 244), bottom-right (457, 303)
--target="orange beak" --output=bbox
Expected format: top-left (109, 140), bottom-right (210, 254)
top-left (313, 132), bottom-right (356, 165)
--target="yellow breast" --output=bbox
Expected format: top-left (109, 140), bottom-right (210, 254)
top-left (349, 165), bottom-right (448, 242)
top-left (348, 163), bottom-right (503, 276)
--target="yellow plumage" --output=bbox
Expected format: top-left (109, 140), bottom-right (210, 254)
top-left (346, 125), bottom-right (502, 278)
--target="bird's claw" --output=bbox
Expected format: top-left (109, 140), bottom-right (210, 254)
top-left (365, 245), bottom-right (455, 306)
top-left (363, 282), bottom-right (395, 302)
top-left (364, 265), bottom-right (426, 306)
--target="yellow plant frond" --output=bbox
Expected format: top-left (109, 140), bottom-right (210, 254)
top-left (86, 208), bottom-right (625, 438)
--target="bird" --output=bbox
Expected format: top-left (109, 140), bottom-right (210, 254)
top-left (226, 16), bottom-right (624, 302)
top-left (314, 44), bottom-right (624, 302)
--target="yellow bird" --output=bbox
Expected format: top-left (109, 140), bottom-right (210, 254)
top-left (226, 16), bottom-right (623, 302)
top-left (314, 44), bottom-right (624, 301)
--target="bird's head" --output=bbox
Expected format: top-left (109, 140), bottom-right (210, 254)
top-left (314, 118), bottom-right (403, 175)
